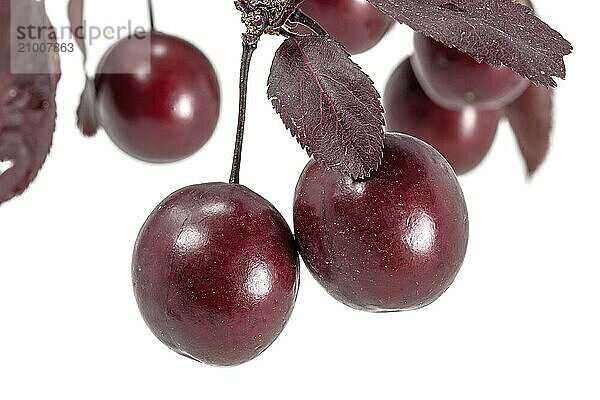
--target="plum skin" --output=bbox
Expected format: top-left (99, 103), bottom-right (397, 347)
top-left (293, 134), bottom-right (469, 312)
top-left (299, 0), bottom-right (393, 54)
top-left (132, 183), bottom-right (299, 366)
top-left (384, 58), bottom-right (502, 175)
top-left (95, 31), bottom-right (220, 163)
top-left (411, 34), bottom-right (529, 110)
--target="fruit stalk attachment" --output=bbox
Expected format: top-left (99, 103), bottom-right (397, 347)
top-left (230, 0), bottom-right (306, 183)
top-left (230, 1), bottom-right (330, 184)
top-left (229, 41), bottom-right (256, 184)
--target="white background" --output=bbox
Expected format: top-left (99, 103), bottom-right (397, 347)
top-left (1, 1), bottom-right (598, 398)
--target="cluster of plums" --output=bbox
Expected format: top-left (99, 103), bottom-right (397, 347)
top-left (128, 1), bottom-right (469, 366)
top-left (125, 0), bottom-right (542, 366)
top-left (383, 0), bottom-right (548, 176)
top-left (133, 133), bottom-right (469, 366)
top-left (298, 1), bottom-right (544, 177)
top-left (384, 34), bottom-right (531, 175)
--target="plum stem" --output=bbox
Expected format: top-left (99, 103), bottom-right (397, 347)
top-left (288, 8), bottom-right (328, 36)
top-left (229, 40), bottom-right (257, 184)
top-left (147, 0), bottom-right (155, 31)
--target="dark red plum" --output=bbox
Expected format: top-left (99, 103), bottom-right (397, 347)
top-left (132, 183), bottom-right (299, 366)
top-left (299, 0), bottom-right (393, 54)
top-left (384, 59), bottom-right (502, 174)
top-left (411, 34), bottom-right (529, 109)
top-left (294, 134), bottom-right (469, 312)
top-left (95, 32), bottom-right (220, 163)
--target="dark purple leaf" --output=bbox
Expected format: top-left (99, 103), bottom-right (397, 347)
top-left (68, 0), bottom-right (99, 137)
top-left (268, 35), bottom-right (384, 179)
top-left (505, 83), bottom-right (553, 176)
top-left (367, 0), bottom-right (572, 87)
top-left (68, 0), bottom-right (87, 60)
top-left (1, 0), bottom-right (61, 204)
top-left (77, 78), bottom-right (98, 136)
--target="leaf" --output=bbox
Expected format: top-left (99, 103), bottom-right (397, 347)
top-left (77, 78), bottom-right (99, 136)
top-left (1, 0), bottom-right (61, 204)
top-left (505, 83), bottom-right (553, 176)
top-left (68, 0), bottom-right (87, 60)
top-left (366, 0), bottom-right (572, 87)
top-left (68, 0), bottom-right (99, 137)
top-left (267, 35), bottom-right (384, 179)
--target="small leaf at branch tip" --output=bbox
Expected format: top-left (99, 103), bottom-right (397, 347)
top-left (77, 78), bottom-right (99, 137)
top-left (367, 0), bottom-right (572, 87)
top-left (268, 35), bottom-right (385, 178)
top-left (505, 83), bottom-right (553, 177)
